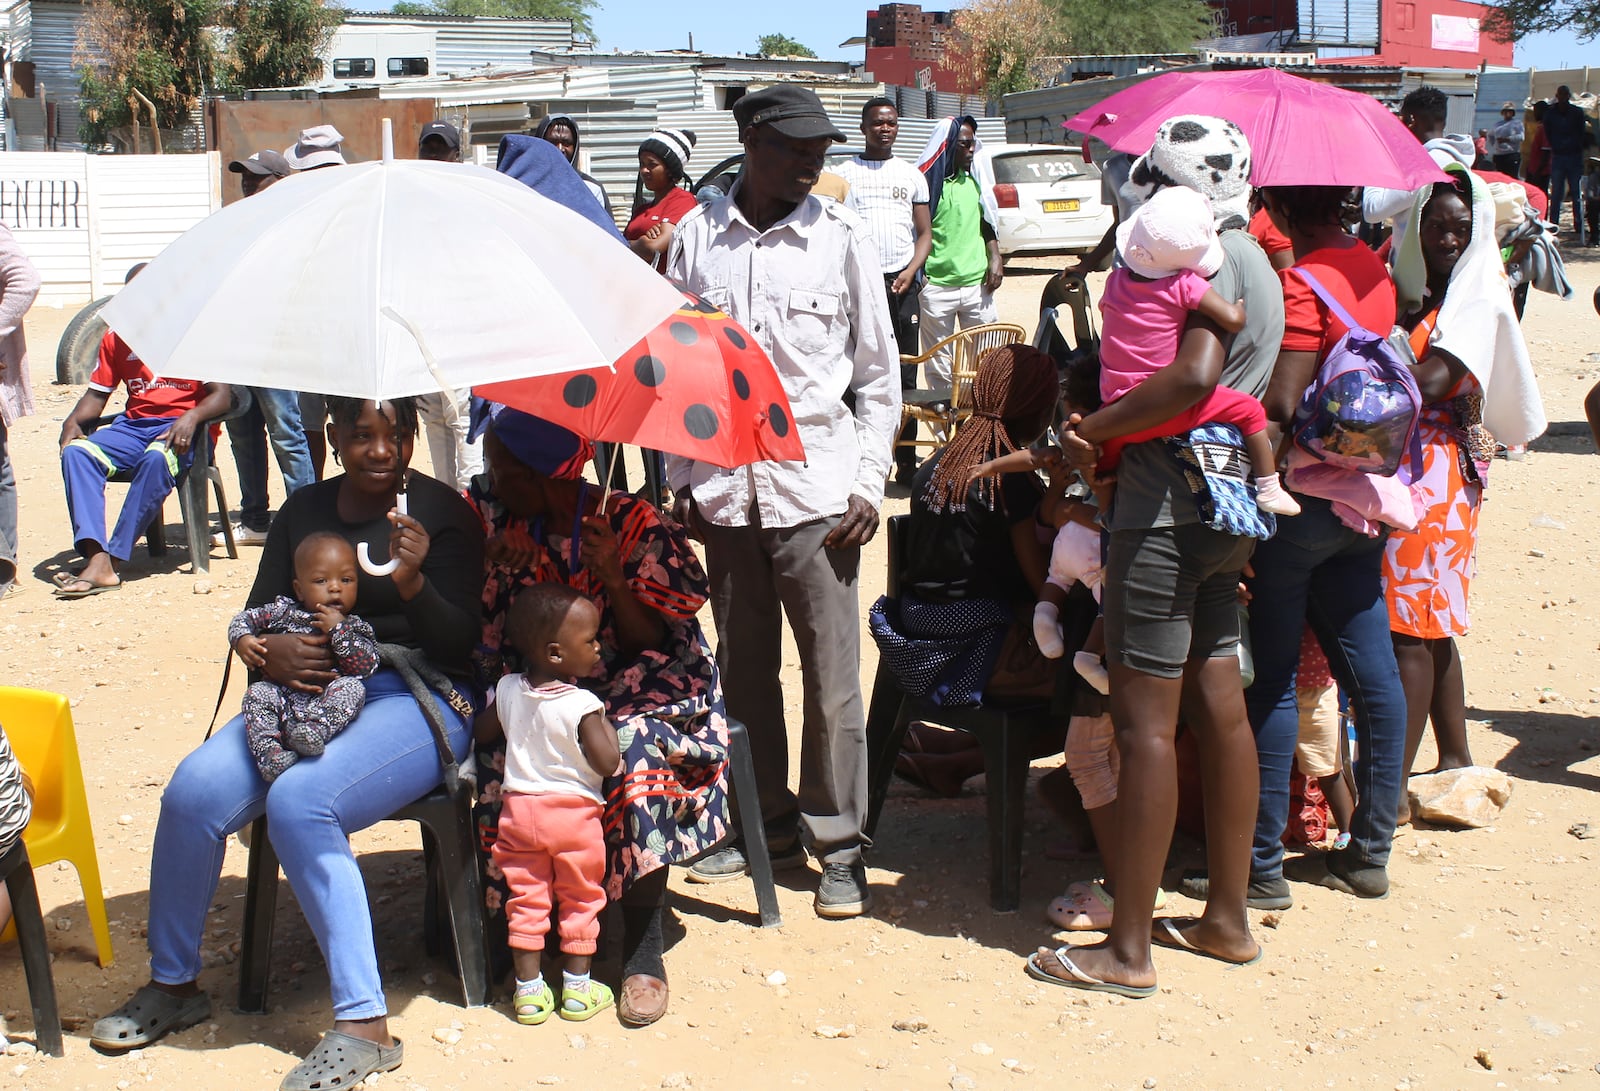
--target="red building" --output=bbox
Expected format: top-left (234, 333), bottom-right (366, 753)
top-left (864, 1), bottom-right (1513, 95)
top-left (1208, 0), bottom-right (1513, 67)
top-left (864, 4), bottom-right (982, 94)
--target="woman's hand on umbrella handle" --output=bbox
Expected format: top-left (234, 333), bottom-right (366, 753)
top-left (579, 516), bottom-right (624, 588)
top-left (385, 508), bottom-right (431, 599)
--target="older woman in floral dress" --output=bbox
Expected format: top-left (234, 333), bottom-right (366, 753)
top-left (469, 405), bottom-right (729, 1027)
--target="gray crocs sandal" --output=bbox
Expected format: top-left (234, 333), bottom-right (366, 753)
top-left (280, 1030), bottom-right (403, 1091)
top-left (90, 985), bottom-right (212, 1051)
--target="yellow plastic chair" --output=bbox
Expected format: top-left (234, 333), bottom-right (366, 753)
top-left (0, 687), bottom-right (113, 966)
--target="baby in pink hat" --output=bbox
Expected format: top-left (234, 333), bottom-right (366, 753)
top-left (1096, 185), bottom-right (1298, 515)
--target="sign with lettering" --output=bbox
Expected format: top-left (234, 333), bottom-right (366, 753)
top-left (0, 178), bottom-right (85, 229)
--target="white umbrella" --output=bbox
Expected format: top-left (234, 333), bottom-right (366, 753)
top-left (100, 120), bottom-right (685, 573)
top-left (99, 122), bottom-right (684, 401)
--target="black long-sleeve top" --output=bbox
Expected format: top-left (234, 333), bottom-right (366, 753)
top-left (247, 474), bottom-right (485, 677)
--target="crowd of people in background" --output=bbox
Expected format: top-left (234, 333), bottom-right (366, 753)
top-left (0, 74), bottom-right (1589, 1088)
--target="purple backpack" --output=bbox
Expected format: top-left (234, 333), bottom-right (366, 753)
top-left (1291, 269), bottom-right (1422, 480)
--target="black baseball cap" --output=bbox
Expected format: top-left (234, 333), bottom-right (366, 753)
top-left (732, 86), bottom-right (845, 142)
top-left (228, 150), bottom-right (292, 177)
top-left (419, 121), bottom-right (461, 150)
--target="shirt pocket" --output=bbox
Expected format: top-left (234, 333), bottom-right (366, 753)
top-left (784, 288), bottom-right (841, 354)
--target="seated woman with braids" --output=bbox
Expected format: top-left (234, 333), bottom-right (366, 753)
top-left (869, 344), bottom-right (1086, 797)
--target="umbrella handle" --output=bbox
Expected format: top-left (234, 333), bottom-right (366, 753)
top-left (358, 488), bottom-right (409, 576)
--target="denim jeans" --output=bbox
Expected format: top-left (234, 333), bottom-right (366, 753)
top-left (0, 416), bottom-right (16, 587)
top-left (147, 671), bottom-right (469, 1019)
top-left (1243, 496), bottom-right (1406, 879)
top-left (1549, 152), bottom-right (1585, 231)
top-left (224, 387), bottom-right (313, 532)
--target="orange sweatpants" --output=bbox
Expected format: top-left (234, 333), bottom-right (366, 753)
top-left (492, 792), bottom-right (607, 955)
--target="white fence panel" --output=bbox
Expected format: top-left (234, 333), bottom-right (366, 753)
top-left (0, 151), bottom-right (218, 307)
top-left (86, 154), bottom-right (220, 297)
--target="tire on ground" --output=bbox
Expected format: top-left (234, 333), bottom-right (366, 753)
top-left (55, 295), bottom-right (112, 386)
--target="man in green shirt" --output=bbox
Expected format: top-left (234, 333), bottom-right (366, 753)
top-left (918, 117), bottom-right (1004, 388)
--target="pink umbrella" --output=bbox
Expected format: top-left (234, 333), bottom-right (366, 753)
top-left (1064, 68), bottom-right (1450, 190)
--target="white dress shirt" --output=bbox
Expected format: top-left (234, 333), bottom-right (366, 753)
top-left (665, 189), bottom-right (901, 530)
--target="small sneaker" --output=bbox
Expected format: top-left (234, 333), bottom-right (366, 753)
top-left (557, 979), bottom-right (615, 1022)
top-left (512, 978), bottom-right (556, 1025)
top-left (213, 523), bottom-right (270, 547)
top-left (1253, 473), bottom-right (1301, 516)
top-left (1073, 650), bottom-right (1110, 695)
top-left (684, 839), bottom-right (807, 884)
top-left (814, 862), bottom-right (871, 919)
top-left (1178, 868), bottom-right (1293, 911)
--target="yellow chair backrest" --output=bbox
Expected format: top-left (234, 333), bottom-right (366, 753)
top-left (0, 686), bottom-right (112, 966)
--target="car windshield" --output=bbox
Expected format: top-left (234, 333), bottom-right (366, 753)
top-left (991, 151), bottom-right (1100, 184)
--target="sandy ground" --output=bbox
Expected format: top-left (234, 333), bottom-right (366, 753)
top-left (1, 247), bottom-right (1599, 1091)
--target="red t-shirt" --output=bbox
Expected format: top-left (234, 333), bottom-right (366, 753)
top-left (1279, 239), bottom-right (1397, 357)
top-left (89, 332), bottom-right (205, 420)
top-left (624, 186), bottom-right (698, 241)
top-left (1477, 168), bottom-right (1549, 218)
top-left (1248, 207), bottom-right (1292, 257)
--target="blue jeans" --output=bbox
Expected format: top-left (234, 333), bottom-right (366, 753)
top-left (1243, 496), bottom-right (1406, 879)
top-left (1549, 152), bottom-right (1585, 231)
top-left (147, 670), bottom-right (469, 1019)
top-left (224, 388), bottom-right (313, 532)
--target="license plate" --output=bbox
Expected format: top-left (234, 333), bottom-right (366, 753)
top-left (1042, 199), bottom-right (1080, 213)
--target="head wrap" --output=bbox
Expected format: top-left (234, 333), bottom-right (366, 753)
top-left (1121, 115), bottom-right (1254, 232)
top-left (469, 399), bottom-right (593, 480)
top-left (640, 128), bottom-right (696, 182)
top-left (495, 134), bottom-right (619, 239)
top-left (915, 115), bottom-right (996, 228)
top-left (1393, 164), bottom-right (1546, 447)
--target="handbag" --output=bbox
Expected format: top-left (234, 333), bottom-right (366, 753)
top-left (1165, 422), bottom-right (1277, 541)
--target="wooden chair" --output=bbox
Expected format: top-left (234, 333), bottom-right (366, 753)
top-left (895, 323), bottom-right (1027, 459)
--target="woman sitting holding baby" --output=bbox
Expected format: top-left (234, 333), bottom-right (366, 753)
top-left (467, 404), bottom-right (730, 1028)
top-left (93, 396), bottom-right (484, 1091)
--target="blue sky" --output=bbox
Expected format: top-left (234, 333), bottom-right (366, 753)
top-left (577, 1), bottom-right (1589, 70)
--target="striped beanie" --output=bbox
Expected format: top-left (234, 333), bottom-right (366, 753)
top-left (640, 128), bottom-right (696, 181)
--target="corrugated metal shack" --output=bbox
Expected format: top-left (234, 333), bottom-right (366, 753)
top-left (341, 12), bottom-right (575, 76)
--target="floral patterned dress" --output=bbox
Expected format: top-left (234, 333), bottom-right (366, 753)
top-left (1383, 307), bottom-right (1493, 640)
top-left (471, 482), bottom-right (730, 910)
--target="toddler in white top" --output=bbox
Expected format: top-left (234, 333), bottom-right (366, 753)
top-left (476, 582), bottom-right (621, 1026)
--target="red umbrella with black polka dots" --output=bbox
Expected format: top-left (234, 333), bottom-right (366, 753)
top-left (473, 291), bottom-right (805, 470)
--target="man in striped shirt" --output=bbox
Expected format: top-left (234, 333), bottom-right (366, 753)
top-left (838, 98), bottom-right (931, 484)
top-left (0, 724), bottom-right (32, 933)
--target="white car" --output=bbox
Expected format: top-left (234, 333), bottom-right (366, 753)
top-left (979, 143), bottom-right (1113, 260)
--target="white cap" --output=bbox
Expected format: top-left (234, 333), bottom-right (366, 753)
top-left (1115, 186), bottom-right (1224, 281)
top-left (285, 124), bottom-right (347, 170)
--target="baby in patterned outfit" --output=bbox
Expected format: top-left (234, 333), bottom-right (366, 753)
top-left (228, 531), bottom-right (380, 782)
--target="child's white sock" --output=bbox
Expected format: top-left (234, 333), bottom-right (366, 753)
top-left (516, 973), bottom-right (545, 993)
top-left (1073, 650), bottom-right (1110, 696)
top-left (1254, 473), bottom-right (1302, 516)
top-left (1033, 601), bottom-right (1065, 659)
top-left (562, 969), bottom-right (592, 1010)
